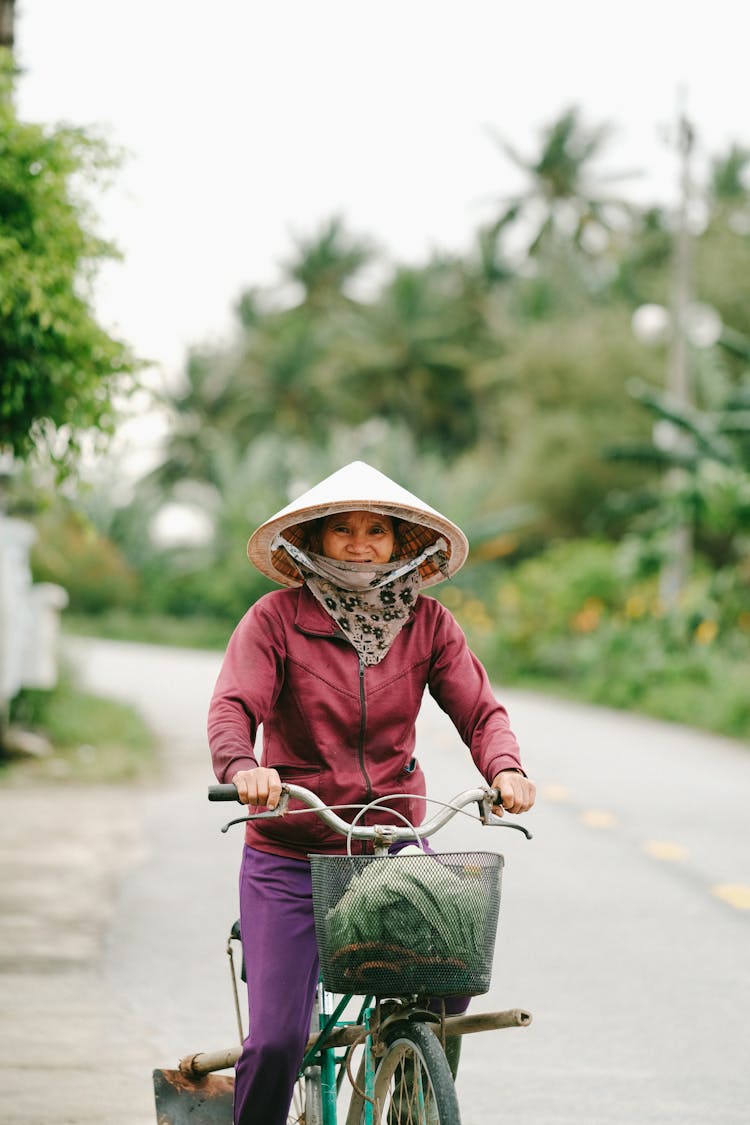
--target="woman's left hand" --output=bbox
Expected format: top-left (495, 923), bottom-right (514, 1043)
top-left (491, 769), bottom-right (536, 815)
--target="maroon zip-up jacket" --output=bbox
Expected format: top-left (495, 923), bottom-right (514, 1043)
top-left (208, 585), bottom-right (524, 859)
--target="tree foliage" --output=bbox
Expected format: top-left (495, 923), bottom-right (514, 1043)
top-left (0, 52), bottom-right (138, 467)
top-left (125, 107), bottom-right (748, 566)
top-left (15, 100), bottom-right (747, 708)
top-left (608, 354), bottom-right (750, 567)
top-left (485, 105), bottom-right (637, 262)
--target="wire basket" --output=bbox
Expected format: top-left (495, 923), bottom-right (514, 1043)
top-left (309, 851), bottom-right (503, 997)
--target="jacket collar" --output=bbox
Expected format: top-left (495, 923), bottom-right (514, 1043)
top-left (294, 585), bottom-right (338, 636)
top-left (293, 584), bottom-right (418, 637)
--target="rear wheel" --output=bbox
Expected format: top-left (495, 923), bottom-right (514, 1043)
top-left (346, 1020), bottom-right (460, 1124)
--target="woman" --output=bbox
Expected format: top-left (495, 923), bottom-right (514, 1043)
top-left (208, 460), bottom-right (535, 1124)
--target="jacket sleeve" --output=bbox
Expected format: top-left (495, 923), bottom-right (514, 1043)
top-left (427, 602), bottom-right (525, 783)
top-left (207, 595), bottom-right (288, 784)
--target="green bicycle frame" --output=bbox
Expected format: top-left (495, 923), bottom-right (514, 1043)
top-left (300, 988), bottom-right (375, 1124)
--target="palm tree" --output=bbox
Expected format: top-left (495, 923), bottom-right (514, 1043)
top-left (608, 366), bottom-right (750, 568)
top-left (148, 217), bottom-right (377, 491)
top-left (341, 258), bottom-right (487, 458)
top-left (709, 144), bottom-right (750, 209)
top-left (281, 215), bottom-right (376, 308)
top-left (485, 105), bottom-right (637, 261)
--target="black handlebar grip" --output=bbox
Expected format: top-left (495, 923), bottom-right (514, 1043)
top-left (208, 783), bottom-right (240, 801)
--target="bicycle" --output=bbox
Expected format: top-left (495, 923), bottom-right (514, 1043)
top-left (153, 782), bottom-right (533, 1124)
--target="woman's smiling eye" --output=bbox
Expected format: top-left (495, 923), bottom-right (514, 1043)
top-left (330, 523), bottom-right (387, 535)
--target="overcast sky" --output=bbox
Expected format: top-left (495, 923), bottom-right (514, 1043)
top-left (14, 0), bottom-right (750, 390)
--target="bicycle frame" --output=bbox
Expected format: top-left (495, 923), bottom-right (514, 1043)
top-left (304, 983), bottom-right (369, 1124)
top-left (175, 976), bottom-right (531, 1124)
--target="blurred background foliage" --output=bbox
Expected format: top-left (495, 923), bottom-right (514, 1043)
top-left (0, 53), bottom-right (138, 469)
top-left (4, 97), bottom-right (750, 741)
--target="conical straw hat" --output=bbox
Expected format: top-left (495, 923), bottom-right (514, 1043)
top-left (247, 461), bottom-right (468, 588)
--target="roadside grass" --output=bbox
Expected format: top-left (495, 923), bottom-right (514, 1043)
top-left (6, 605), bottom-right (739, 790)
top-left (62, 610), bottom-right (233, 651)
top-left (1, 612), bottom-right (222, 789)
top-left (486, 664), bottom-right (750, 744)
top-left (1, 663), bottom-right (158, 786)
top-left (60, 607), bottom-right (750, 745)
top-left (470, 623), bottom-right (750, 744)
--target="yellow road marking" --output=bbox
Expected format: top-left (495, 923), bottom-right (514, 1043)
top-left (542, 784), bottom-right (571, 802)
top-left (712, 884), bottom-right (750, 910)
top-left (580, 810), bottom-right (617, 829)
top-left (643, 840), bottom-right (689, 862)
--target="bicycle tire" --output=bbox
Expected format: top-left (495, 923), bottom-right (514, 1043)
top-left (346, 1020), bottom-right (460, 1124)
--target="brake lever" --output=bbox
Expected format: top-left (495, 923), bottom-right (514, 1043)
top-left (478, 795), bottom-right (533, 839)
top-left (220, 789), bottom-right (291, 833)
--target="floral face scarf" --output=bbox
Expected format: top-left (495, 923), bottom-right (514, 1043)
top-left (273, 535), bottom-right (449, 666)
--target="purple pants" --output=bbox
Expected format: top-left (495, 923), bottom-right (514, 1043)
top-left (234, 846), bottom-right (470, 1125)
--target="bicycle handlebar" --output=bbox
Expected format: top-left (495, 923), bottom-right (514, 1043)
top-left (207, 781), bottom-right (532, 842)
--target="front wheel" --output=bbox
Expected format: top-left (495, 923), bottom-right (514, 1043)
top-left (346, 1020), bottom-right (460, 1124)
top-left (286, 1066), bottom-right (320, 1124)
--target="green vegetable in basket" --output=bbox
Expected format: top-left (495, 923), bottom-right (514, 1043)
top-left (325, 855), bottom-right (485, 962)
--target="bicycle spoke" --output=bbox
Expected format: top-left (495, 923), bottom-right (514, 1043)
top-left (379, 1043), bottom-right (442, 1124)
top-left (287, 1078), bottom-right (306, 1124)
top-left (346, 1019), bottom-right (459, 1124)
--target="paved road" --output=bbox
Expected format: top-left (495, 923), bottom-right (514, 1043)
top-left (2, 636), bottom-right (748, 1124)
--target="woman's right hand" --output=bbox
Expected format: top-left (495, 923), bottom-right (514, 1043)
top-left (231, 767), bottom-right (283, 809)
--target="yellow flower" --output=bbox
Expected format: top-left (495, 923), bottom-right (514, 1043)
top-left (472, 534), bottom-right (518, 562)
top-left (625, 594), bottom-right (646, 619)
top-left (694, 620), bottom-right (718, 645)
top-left (464, 599), bottom-right (492, 631)
top-left (571, 598), bottom-right (604, 633)
top-left (498, 583), bottom-right (521, 610)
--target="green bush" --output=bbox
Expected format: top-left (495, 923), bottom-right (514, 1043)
top-left (450, 539), bottom-right (750, 741)
top-left (30, 505), bottom-right (140, 613)
top-left (5, 664), bottom-right (157, 784)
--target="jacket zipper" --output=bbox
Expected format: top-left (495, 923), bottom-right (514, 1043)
top-left (357, 656), bottom-right (373, 805)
